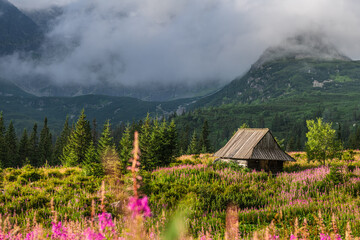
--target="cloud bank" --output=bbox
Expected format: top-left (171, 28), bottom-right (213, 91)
top-left (4, 0), bottom-right (360, 87)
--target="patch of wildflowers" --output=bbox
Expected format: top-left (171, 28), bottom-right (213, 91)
top-left (128, 196), bottom-right (151, 218)
top-left (51, 221), bottom-right (68, 239)
top-left (98, 212), bottom-right (115, 232)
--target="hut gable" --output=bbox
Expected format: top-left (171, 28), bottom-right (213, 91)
top-left (214, 128), bottom-right (294, 162)
top-left (251, 131), bottom-right (294, 161)
top-left (214, 128), bottom-right (268, 159)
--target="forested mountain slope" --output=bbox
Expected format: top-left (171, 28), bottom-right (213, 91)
top-left (177, 36), bottom-right (360, 151)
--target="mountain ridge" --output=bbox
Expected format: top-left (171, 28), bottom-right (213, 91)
top-left (0, 0), bottom-right (43, 54)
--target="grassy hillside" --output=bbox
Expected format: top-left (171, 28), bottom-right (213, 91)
top-left (194, 59), bottom-right (360, 107)
top-left (176, 59), bottom-right (360, 151)
top-left (2, 153), bottom-right (360, 239)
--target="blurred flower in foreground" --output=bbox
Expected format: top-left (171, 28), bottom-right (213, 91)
top-left (128, 196), bottom-right (151, 218)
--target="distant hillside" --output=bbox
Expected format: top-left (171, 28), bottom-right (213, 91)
top-left (176, 36), bottom-right (360, 151)
top-left (193, 33), bottom-right (356, 108)
top-left (0, 0), bottom-right (42, 54)
top-left (193, 59), bottom-right (360, 107)
top-left (15, 79), bottom-right (222, 102)
top-left (0, 81), bottom-right (192, 133)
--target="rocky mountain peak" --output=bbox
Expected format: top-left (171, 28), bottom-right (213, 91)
top-left (253, 32), bottom-right (350, 68)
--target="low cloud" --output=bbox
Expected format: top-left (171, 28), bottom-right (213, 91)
top-left (4, 0), bottom-right (360, 87)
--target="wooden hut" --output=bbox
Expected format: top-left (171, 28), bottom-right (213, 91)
top-left (214, 128), bottom-right (295, 172)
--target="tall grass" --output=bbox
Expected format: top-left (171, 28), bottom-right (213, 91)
top-left (1, 149), bottom-right (360, 239)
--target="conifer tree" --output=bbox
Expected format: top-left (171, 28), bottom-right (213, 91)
top-left (147, 118), bottom-right (162, 170)
top-left (19, 129), bottom-right (30, 166)
top-left (139, 114), bottom-right (152, 171)
top-left (199, 119), bottom-right (210, 153)
top-left (97, 120), bottom-right (114, 157)
top-left (92, 118), bottom-right (98, 145)
top-left (61, 110), bottom-right (92, 166)
top-left (0, 112), bottom-right (5, 168)
top-left (38, 117), bottom-right (52, 166)
top-left (178, 124), bottom-right (190, 155)
top-left (187, 131), bottom-right (199, 155)
top-left (5, 122), bottom-right (19, 168)
top-left (166, 119), bottom-right (178, 159)
top-left (119, 125), bottom-right (132, 174)
top-left (83, 141), bottom-right (103, 177)
top-left (0, 112), bottom-right (4, 136)
top-left (53, 117), bottom-right (71, 166)
top-left (156, 119), bottom-right (177, 166)
top-left (29, 123), bottom-right (39, 167)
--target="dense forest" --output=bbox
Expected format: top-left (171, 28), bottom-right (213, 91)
top-left (175, 100), bottom-right (360, 151)
top-left (1, 104), bottom-right (360, 170)
top-left (0, 110), bottom-right (212, 170)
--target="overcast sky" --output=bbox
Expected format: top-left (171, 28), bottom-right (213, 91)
top-left (5, 0), bottom-right (360, 86)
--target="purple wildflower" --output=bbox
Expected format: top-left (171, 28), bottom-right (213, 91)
top-left (51, 221), bottom-right (68, 240)
top-left (128, 196), bottom-right (151, 218)
top-left (98, 212), bottom-right (115, 232)
top-left (335, 234), bottom-right (342, 240)
top-left (320, 233), bottom-right (331, 240)
top-left (84, 228), bottom-right (105, 240)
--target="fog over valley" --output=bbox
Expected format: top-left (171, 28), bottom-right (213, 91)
top-left (3, 0), bottom-right (360, 92)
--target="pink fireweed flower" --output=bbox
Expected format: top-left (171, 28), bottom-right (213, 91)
top-left (84, 228), bottom-right (105, 240)
top-left (320, 233), bottom-right (331, 240)
top-left (128, 196), bottom-right (151, 218)
top-left (200, 236), bottom-right (212, 240)
top-left (98, 212), bottom-right (115, 232)
top-left (269, 235), bottom-right (279, 240)
top-left (51, 221), bottom-right (68, 239)
top-left (25, 231), bottom-right (36, 240)
top-left (289, 235), bottom-right (296, 240)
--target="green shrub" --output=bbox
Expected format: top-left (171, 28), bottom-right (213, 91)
top-left (18, 170), bottom-right (42, 182)
top-left (327, 165), bottom-right (344, 185)
top-left (342, 150), bottom-right (355, 161)
top-left (212, 160), bottom-right (247, 172)
top-left (4, 168), bottom-right (22, 182)
top-left (47, 170), bottom-right (64, 178)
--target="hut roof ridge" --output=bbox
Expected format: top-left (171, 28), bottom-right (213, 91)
top-left (214, 128), bottom-right (294, 162)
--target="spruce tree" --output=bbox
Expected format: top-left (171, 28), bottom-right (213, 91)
top-left (38, 117), bottom-right (52, 166)
top-left (29, 123), bottom-right (39, 167)
top-left (83, 141), bottom-right (103, 177)
top-left (0, 112), bottom-right (5, 136)
top-left (187, 131), bottom-right (199, 155)
top-left (92, 118), bottom-right (98, 145)
top-left (147, 118), bottom-right (162, 170)
top-left (166, 119), bottom-right (178, 161)
top-left (156, 119), bottom-right (177, 167)
top-left (19, 129), bottom-right (30, 166)
top-left (0, 112), bottom-right (5, 168)
top-left (5, 122), bottom-right (19, 168)
top-left (61, 110), bottom-right (92, 166)
top-left (53, 117), bottom-right (71, 166)
top-left (119, 125), bottom-right (132, 174)
top-left (178, 124), bottom-right (190, 155)
top-left (0, 136), bottom-right (4, 168)
top-left (139, 114), bottom-right (152, 171)
top-left (199, 120), bottom-right (210, 153)
top-left (97, 120), bottom-right (114, 158)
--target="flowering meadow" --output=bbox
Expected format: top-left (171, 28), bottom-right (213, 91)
top-left (1, 152), bottom-right (360, 239)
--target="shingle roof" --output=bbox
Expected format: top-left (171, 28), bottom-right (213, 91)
top-left (214, 128), bottom-right (294, 161)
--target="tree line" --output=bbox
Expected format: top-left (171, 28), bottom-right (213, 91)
top-left (0, 111), bottom-right (212, 173)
